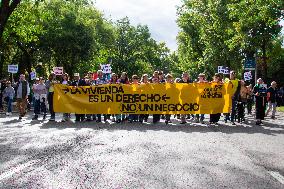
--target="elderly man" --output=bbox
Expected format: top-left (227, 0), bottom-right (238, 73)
top-left (16, 74), bottom-right (30, 120)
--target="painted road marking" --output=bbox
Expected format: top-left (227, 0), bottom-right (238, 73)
top-left (0, 160), bottom-right (38, 181)
top-left (268, 171), bottom-right (284, 185)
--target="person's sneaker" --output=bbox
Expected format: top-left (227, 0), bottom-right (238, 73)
top-left (200, 120), bottom-right (205, 124)
top-left (271, 116), bottom-right (275, 119)
top-left (6, 112), bottom-right (10, 116)
top-left (19, 116), bottom-right (22, 120)
top-left (32, 115), bottom-right (38, 120)
top-left (43, 114), bottom-right (46, 120)
top-left (231, 122), bottom-right (236, 125)
top-left (256, 121), bottom-right (261, 125)
top-left (180, 121), bottom-right (186, 124)
top-left (49, 117), bottom-right (55, 121)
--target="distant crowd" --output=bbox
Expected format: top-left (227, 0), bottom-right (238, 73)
top-left (0, 70), bottom-right (283, 126)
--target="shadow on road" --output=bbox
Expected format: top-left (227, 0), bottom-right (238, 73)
top-left (38, 117), bottom-right (284, 136)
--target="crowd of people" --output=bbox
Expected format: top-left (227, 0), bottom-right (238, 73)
top-left (0, 70), bottom-right (283, 126)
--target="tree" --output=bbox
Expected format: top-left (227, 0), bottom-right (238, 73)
top-left (177, 0), bottom-right (284, 81)
top-left (0, 0), bottom-right (21, 78)
top-left (228, 0), bottom-right (284, 80)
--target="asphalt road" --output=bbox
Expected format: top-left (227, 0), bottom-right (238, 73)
top-left (0, 112), bottom-right (283, 189)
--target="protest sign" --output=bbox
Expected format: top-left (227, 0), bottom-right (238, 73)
top-left (53, 67), bottom-right (63, 75)
top-left (30, 72), bottom-right (36, 80)
top-left (218, 66), bottom-right (229, 74)
top-left (244, 71), bottom-right (252, 81)
top-left (8, 65), bottom-right (18, 73)
top-left (101, 64), bottom-right (112, 74)
top-left (54, 83), bottom-right (234, 114)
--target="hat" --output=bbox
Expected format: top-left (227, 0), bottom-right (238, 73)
top-left (74, 73), bottom-right (80, 77)
top-left (165, 73), bottom-right (173, 79)
top-left (198, 73), bottom-right (205, 77)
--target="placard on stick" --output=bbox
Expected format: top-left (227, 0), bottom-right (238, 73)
top-left (53, 67), bottom-right (63, 75)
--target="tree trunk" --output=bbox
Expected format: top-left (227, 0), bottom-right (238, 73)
top-left (0, 0), bottom-right (21, 42)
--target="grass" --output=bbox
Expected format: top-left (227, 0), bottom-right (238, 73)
top-left (277, 106), bottom-right (284, 112)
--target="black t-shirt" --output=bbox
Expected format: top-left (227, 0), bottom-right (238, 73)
top-left (267, 87), bottom-right (277, 103)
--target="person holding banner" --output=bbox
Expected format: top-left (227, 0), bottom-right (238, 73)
top-left (165, 74), bottom-right (174, 124)
top-left (236, 80), bottom-right (248, 123)
top-left (178, 72), bottom-right (193, 124)
top-left (61, 73), bottom-right (71, 122)
top-left (253, 78), bottom-right (267, 125)
top-left (109, 73), bottom-right (121, 123)
top-left (195, 73), bottom-right (207, 124)
top-left (128, 75), bottom-right (140, 123)
top-left (151, 72), bottom-right (161, 124)
top-left (209, 73), bottom-right (223, 125)
top-left (224, 70), bottom-right (240, 125)
top-left (16, 74), bottom-right (30, 120)
top-left (139, 74), bottom-right (150, 123)
top-left (72, 73), bottom-right (87, 122)
top-left (265, 81), bottom-right (277, 119)
top-left (94, 70), bottom-right (108, 122)
top-left (117, 72), bottom-right (129, 123)
top-left (32, 78), bottom-right (47, 120)
top-left (46, 73), bottom-right (56, 121)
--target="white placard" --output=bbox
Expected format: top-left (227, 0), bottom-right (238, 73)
top-left (218, 66), bottom-right (229, 74)
top-left (100, 64), bottom-right (112, 74)
top-left (244, 71), bottom-right (252, 81)
top-left (30, 72), bottom-right (36, 80)
top-left (53, 67), bottom-right (63, 75)
top-left (8, 65), bottom-right (18, 73)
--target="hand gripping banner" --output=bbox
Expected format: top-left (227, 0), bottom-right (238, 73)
top-left (54, 83), bottom-right (234, 114)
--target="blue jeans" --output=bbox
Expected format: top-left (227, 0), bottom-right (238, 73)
top-left (7, 97), bottom-right (13, 113)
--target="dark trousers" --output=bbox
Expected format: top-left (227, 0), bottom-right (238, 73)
top-left (255, 96), bottom-right (266, 120)
top-left (75, 114), bottom-right (85, 121)
top-left (153, 114), bottom-right (160, 123)
top-left (237, 102), bottom-right (245, 120)
top-left (210, 113), bottom-right (221, 123)
top-left (129, 114), bottom-right (138, 122)
top-left (139, 114), bottom-right (149, 122)
top-left (34, 99), bottom-right (46, 115)
top-left (247, 99), bottom-right (253, 114)
top-left (48, 92), bottom-right (55, 118)
top-left (230, 99), bottom-right (237, 122)
top-left (0, 93), bottom-right (3, 110)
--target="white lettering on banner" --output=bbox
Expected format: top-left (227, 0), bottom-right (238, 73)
top-left (53, 67), bottom-right (63, 75)
top-left (244, 71), bottom-right (252, 81)
top-left (101, 64), bottom-right (112, 74)
top-left (8, 65), bottom-right (18, 73)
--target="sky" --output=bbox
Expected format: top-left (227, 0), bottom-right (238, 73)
top-left (95, 0), bottom-right (181, 51)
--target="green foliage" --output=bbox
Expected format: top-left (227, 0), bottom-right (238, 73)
top-left (177, 0), bottom-right (284, 82)
top-left (1, 0), bottom-right (176, 80)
